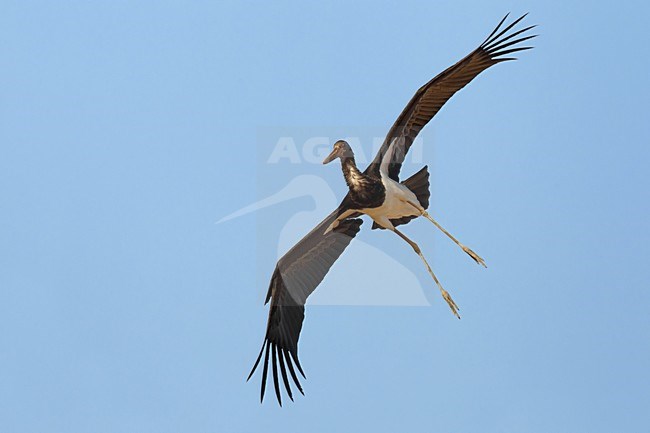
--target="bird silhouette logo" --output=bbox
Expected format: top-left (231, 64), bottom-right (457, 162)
top-left (217, 173), bottom-right (431, 306)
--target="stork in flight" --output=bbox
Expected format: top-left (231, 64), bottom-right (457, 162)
top-left (247, 13), bottom-right (536, 405)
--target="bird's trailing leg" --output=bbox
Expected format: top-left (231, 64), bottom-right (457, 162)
top-left (406, 200), bottom-right (486, 268)
top-left (392, 227), bottom-right (460, 319)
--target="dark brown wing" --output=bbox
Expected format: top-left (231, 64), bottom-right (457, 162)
top-left (247, 204), bottom-right (363, 405)
top-left (366, 13), bottom-right (537, 181)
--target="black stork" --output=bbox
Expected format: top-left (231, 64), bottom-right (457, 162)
top-left (247, 13), bottom-right (536, 405)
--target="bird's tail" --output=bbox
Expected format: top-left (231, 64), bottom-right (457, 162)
top-left (401, 165), bottom-right (430, 210)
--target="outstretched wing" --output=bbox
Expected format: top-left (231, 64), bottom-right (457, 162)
top-left (366, 13), bottom-right (537, 181)
top-left (247, 204), bottom-right (363, 405)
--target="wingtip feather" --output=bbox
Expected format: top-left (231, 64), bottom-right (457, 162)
top-left (260, 342), bottom-right (271, 403)
top-left (284, 349), bottom-right (305, 395)
top-left (289, 350), bottom-right (307, 379)
top-left (277, 349), bottom-right (294, 401)
top-left (247, 341), bottom-right (266, 382)
top-left (271, 343), bottom-right (283, 406)
top-left (481, 12), bottom-right (510, 45)
top-left (483, 12), bottom-right (531, 49)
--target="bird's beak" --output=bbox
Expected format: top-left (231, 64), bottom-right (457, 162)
top-left (322, 149), bottom-right (338, 164)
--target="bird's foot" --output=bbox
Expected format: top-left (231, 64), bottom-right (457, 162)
top-left (462, 245), bottom-right (487, 268)
top-left (441, 288), bottom-right (461, 319)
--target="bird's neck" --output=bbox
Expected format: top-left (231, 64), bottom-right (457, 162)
top-left (341, 157), bottom-right (366, 190)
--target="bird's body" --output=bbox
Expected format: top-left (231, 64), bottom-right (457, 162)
top-left (364, 177), bottom-right (419, 221)
top-left (242, 13), bottom-right (537, 405)
top-left (329, 139), bottom-right (423, 232)
top-left (363, 175), bottom-right (421, 227)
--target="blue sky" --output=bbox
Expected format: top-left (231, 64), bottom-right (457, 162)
top-left (2, 1), bottom-right (649, 432)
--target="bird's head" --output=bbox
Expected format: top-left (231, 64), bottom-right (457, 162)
top-left (322, 140), bottom-right (354, 164)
